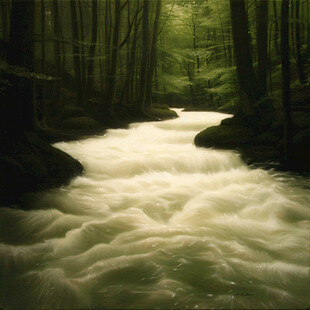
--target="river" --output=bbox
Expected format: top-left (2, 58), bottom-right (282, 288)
top-left (0, 109), bottom-right (309, 309)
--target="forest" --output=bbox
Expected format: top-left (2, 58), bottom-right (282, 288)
top-left (0, 0), bottom-right (309, 202)
top-left (0, 1), bottom-right (310, 309)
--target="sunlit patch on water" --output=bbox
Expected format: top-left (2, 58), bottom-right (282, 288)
top-left (0, 109), bottom-right (309, 309)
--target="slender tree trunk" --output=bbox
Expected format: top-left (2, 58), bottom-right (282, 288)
top-left (140, 0), bottom-right (150, 111)
top-left (186, 62), bottom-right (195, 105)
top-left (129, 2), bottom-right (141, 106)
top-left (217, 1), bottom-right (228, 67)
top-left (301, 0), bottom-right (305, 44)
top-left (307, 0), bottom-right (310, 54)
top-left (52, 0), bottom-right (62, 103)
top-left (70, 0), bottom-right (83, 106)
top-left (230, 0), bottom-right (257, 114)
top-left (256, 0), bottom-right (269, 96)
top-left (296, 0), bottom-right (307, 83)
top-left (273, 1), bottom-right (280, 56)
top-left (8, 0), bottom-right (35, 132)
top-left (227, 28), bottom-right (233, 67)
top-left (86, 0), bottom-right (98, 97)
top-left (192, 24), bottom-right (200, 72)
top-left (1, 1), bottom-right (9, 59)
top-left (58, 5), bottom-right (66, 71)
top-left (145, 0), bottom-right (161, 110)
top-left (41, 0), bottom-right (46, 124)
top-left (160, 35), bottom-right (167, 98)
top-left (119, 0), bottom-right (131, 105)
top-left (154, 55), bottom-right (159, 104)
top-left (78, 0), bottom-right (86, 92)
top-left (105, 0), bottom-right (112, 90)
top-left (281, 0), bottom-right (292, 162)
top-left (290, 0), bottom-right (296, 58)
top-left (125, 1), bottom-right (131, 105)
top-left (268, 16), bottom-right (273, 93)
top-left (107, 0), bottom-right (121, 116)
top-left (98, 3), bottom-right (104, 99)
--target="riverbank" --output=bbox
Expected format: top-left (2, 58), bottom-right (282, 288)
top-left (194, 95), bottom-right (310, 173)
top-left (1, 109), bottom-right (309, 309)
top-left (0, 103), bottom-right (177, 206)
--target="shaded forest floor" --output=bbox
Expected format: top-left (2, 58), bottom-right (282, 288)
top-left (195, 81), bottom-right (310, 173)
top-left (0, 67), bottom-right (177, 205)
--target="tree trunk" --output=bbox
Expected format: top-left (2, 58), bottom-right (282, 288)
top-left (7, 0), bottom-right (35, 132)
top-left (217, 1), bottom-right (228, 67)
top-left (268, 15), bottom-right (273, 93)
top-left (86, 0), bottom-right (98, 97)
top-left (41, 0), bottom-right (46, 124)
top-left (290, 0), bottom-right (296, 58)
top-left (281, 0), bottom-right (292, 162)
top-left (186, 62), bottom-right (195, 105)
top-left (296, 0), bottom-right (307, 84)
top-left (119, 0), bottom-right (131, 105)
top-left (105, 0), bottom-right (112, 89)
top-left (256, 0), bottom-right (269, 96)
top-left (52, 0), bottom-right (62, 103)
top-left (129, 2), bottom-right (141, 106)
top-left (140, 0), bottom-right (150, 112)
top-left (107, 0), bottom-right (121, 116)
top-left (230, 0), bottom-right (257, 114)
top-left (227, 28), bottom-right (233, 67)
top-left (70, 0), bottom-right (83, 106)
top-left (145, 0), bottom-right (161, 110)
top-left (307, 0), bottom-right (310, 54)
top-left (98, 3), bottom-right (104, 99)
top-left (78, 0), bottom-right (86, 92)
top-left (1, 1), bottom-right (9, 59)
top-left (273, 1), bottom-right (280, 56)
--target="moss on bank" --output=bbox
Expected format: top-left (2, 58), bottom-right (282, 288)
top-left (194, 94), bottom-right (310, 172)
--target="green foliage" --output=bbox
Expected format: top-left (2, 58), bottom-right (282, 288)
top-left (157, 0), bottom-right (235, 109)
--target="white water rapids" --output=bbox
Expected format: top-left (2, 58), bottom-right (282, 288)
top-left (0, 109), bottom-right (310, 309)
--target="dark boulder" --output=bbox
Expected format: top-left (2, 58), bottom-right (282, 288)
top-left (195, 125), bottom-right (255, 149)
top-left (0, 133), bottom-right (83, 205)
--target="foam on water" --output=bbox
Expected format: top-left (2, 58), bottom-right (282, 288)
top-left (0, 109), bottom-right (309, 309)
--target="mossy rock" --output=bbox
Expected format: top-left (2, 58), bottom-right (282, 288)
top-left (151, 108), bottom-right (178, 120)
top-left (195, 125), bottom-right (255, 149)
top-left (61, 117), bottom-right (100, 130)
top-left (14, 152), bottom-right (48, 187)
top-left (0, 133), bottom-right (84, 205)
top-left (220, 115), bottom-right (241, 127)
top-left (221, 98), bottom-right (277, 133)
top-left (0, 156), bottom-right (28, 202)
top-left (25, 132), bottom-right (84, 187)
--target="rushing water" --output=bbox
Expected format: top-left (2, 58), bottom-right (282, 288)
top-left (0, 109), bottom-right (310, 309)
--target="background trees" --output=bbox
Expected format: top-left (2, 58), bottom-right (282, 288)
top-left (0, 0), bottom-right (309, 149)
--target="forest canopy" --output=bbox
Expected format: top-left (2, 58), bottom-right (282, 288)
top-left (0, 0), bottom-right (310, 179)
